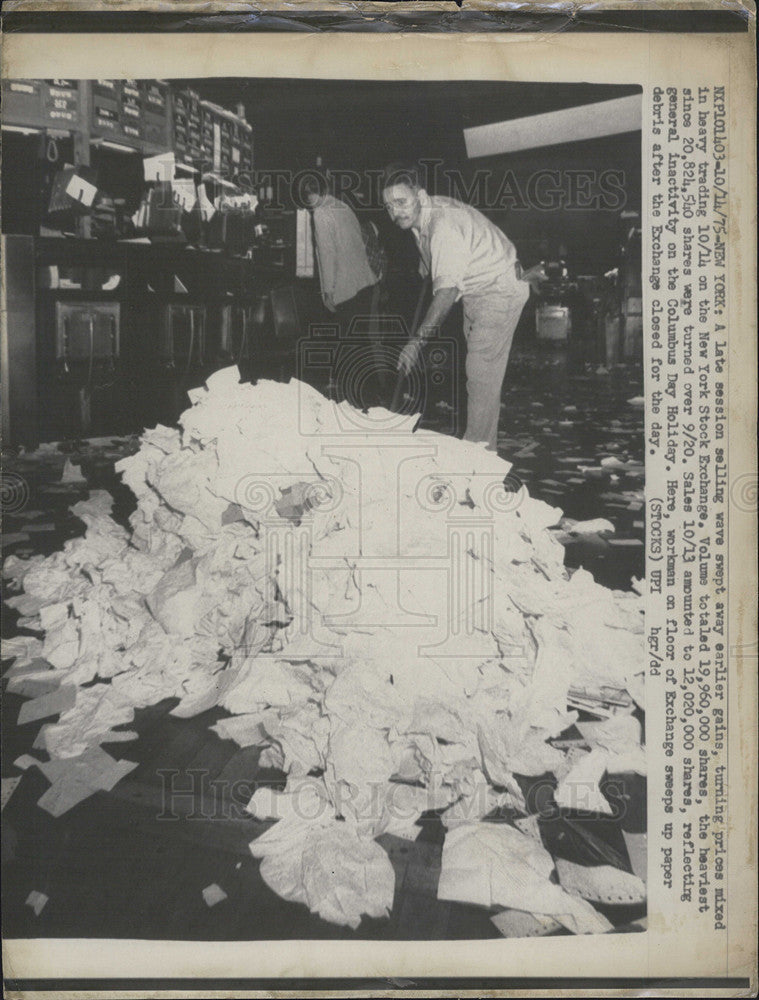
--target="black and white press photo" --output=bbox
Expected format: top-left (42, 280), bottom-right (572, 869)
top-left (2, 69), bottom-right (653, 947)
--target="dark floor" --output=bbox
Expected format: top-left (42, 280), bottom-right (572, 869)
top-left (496, 351), bottom-right (645, 590)
top-left (1, 351), bottom-right (646, 940)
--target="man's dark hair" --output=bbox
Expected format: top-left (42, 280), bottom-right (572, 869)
top-left (381, 162), bottom-right (421, 192)
top-left (299, 171), bottom-right (328, 200)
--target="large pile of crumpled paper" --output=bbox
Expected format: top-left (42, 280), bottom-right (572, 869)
top-left (3, 367), bottom-right (645, 934)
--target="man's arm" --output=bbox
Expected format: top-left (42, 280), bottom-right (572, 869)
top-left (397, 286), bottom-right (458, 373)
top-left (417, 286), bottom-right (458, 340)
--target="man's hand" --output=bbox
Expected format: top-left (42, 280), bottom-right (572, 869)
top-left (397, 337), bottom-right (423, 374)
top-left (397, 287), bottom-right (455, 373)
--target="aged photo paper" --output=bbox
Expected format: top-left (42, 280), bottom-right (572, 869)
top-left (1, 2), bottom-right (756, 997)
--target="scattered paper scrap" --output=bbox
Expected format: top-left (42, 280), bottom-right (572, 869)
top-left (250, 818), bottom-right (395, 930)
top-left (202, 883), bottom-right (228, 907)
top-left (555, 858), bottom-right (646, 905)
top-left (35, 748), bottom-right (139, 817)
top-left (555, 749), bottom-right (612, 815)
top-left (36, 777), bottom-right (99, 817)
top-left (438, 822), bottom-right (613, 934)
top-left (18, 686), bottom-right (77, 725)
top-left (25, 890), bottom-right (49, 916)
top-left (491, 909), bottom-right (562, 938)
top-left (60, 460), bottom-right (86, 484)
top-left (14, 754), bottom-right (42, 771)
top-left (7, 674), bottom-right (62, 699)
top-left (566, 518), bottom-right (615, 537)
top-left (622, 831), bottom-right (648, 884)
top-left (2, 776), bottom-right (22, 811)
top-left (1, 635), bottom-right (44, 665)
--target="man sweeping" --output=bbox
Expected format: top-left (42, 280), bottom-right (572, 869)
top-left (382, 163), bottom-right (534, 451)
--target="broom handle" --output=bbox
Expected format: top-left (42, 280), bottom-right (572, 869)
top-left (389, 369), bottom-right (407, 412)
top-left (409, 275), bottom-right (430, 338)
top-left (390, 277), bottom-right (430, 411)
